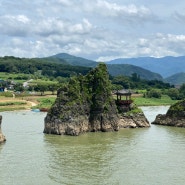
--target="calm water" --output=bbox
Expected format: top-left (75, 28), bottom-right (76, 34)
top-left (1, 106), bottom-right (185, 185)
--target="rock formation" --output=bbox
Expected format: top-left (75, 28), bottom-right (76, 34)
top-left (152, 100), bottom-right (185, 127)
top-left (44, 63), bottom-right (149, 136)
top-left (119, 112), bottom-right (150, 128)
top-left (0, 115), bottom-right (6, 143)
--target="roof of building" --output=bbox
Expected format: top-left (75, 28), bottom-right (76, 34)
top-left (114, 89), bottom-right (132, 95)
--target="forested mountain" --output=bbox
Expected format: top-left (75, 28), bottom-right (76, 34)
top-left (165, 72), bottom-right (185, 85)
top-left (107, 56), bottom-right (185, 78)
top-left (48, 53), bottom-right (163, 80)
top-left (0, 56), bottom-right (172, 92)
top-left (48, 53), bottom-right (97, 67)
top-left (0, 56), bottom-right (91, 78)
top-left (1, 54), bottom-right (177, 82)
top-left (107, 64), bottom-right (163, 80)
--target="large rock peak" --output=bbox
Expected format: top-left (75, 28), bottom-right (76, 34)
top-left (44, 63), bottom-right (119, 135)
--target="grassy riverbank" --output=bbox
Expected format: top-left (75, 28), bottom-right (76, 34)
top-left (31, 97), bottom-right (56, 110)
top-left (0, 94), bottom-right (178, 112)
top-left (0, 95), bottom-right (56, 112)
top-left (133, 95), bottom-right (178, 106)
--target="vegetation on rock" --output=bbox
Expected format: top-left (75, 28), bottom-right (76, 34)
top-left (44, 63), bottom-right (117, 135)
top-left (152, 100), bottom-right (185, 127)
top-left (166, 100), bottom-right (185, 117)
top-left (44, 63), bottom-right (150, 136)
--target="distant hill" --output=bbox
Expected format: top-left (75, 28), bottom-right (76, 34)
top-left (107, 56), bottom-right (185, 78)
top-left (165, 72), bottom-right (185, 85)
top-left (107, 64), bottom-right (163, 80)
top-left (0, 56), bottom-right (91, 78)
top-left (40, 57), bottom-right (68, 65)
top-left (48, 53), bottom-right (163, 80)
top-left (48, 53), bottom-right (97, 67)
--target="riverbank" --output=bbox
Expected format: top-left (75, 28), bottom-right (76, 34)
top-left (0, 94), bottom-right (178, 112)
top-left (0, 95), bottom-right (55, 112)
top-left (0, 98), bottom-right (34, 112)
top-left (133, 95), bottom-right (177, 106)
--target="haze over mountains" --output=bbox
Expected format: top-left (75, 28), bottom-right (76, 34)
top-left (107, 56), bottom-right (185, 78)
top-left (47, 53), bottom-right (185, 85)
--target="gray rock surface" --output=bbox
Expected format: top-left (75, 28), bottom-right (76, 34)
top-left (44, 64), bottom-right (150, 136)
top-left (119, 113), bottom-right (150, 128)
top-left (0, 115), bottom-right (6, 143)
top-left (152, 100), bottom-right (185, 127)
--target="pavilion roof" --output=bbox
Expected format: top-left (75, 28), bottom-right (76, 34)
top-left (114, 89), bottom-right (132, 95)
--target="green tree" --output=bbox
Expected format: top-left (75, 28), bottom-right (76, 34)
top-left (14, 83), bottom-right (24, 92)
top-left (131, 73), bottom-right (140, 82)
top-left (48, 83), bottom-right (59, 95)
top-left (146, 89), bottom-right (162, 98)
top-left (179, 83), bottom-right (185, 99)
top-left (34, 83), bottom-right (48, 95)
top-left (167, 88), bottom-right (180, 100)
top-left (112, 75), bottom-right (130, 89)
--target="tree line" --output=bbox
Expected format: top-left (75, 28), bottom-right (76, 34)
top-left (0, 56), bottom-right (91, 78)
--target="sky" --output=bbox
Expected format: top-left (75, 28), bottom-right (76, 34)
top-left (1, 0), bottom-right (185, 61)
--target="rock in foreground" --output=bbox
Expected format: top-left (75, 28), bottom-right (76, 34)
top-left (44, 63), bottom-right (119, 135)
top-left (0, 115), bottom-right (6, 143)
top-left (152, 100), bottom-right (185, 127)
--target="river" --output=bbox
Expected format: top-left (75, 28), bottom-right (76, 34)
top-left (0, 106), bottom-right (185, 185)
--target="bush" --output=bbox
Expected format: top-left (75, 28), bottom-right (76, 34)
top-left (167, 88), bottom-right (181, 100)
top-left (146, 89), bottom-right (162, 98)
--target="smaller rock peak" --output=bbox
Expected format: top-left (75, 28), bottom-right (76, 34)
top-left (0, 115), bottom-right (6, 143)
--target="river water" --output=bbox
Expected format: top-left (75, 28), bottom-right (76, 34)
top-left (1, 106), bottom-right (185, 185)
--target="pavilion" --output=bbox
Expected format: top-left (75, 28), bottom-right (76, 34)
top-left (114, 89), bottom-right (133, 106)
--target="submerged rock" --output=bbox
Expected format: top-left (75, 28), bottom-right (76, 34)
top-left (152, 100), bottom-right (185, 127)
top-left (44, 63), bottom-right (149, 136)
top-left (0, 115), bottom-right (6, 143)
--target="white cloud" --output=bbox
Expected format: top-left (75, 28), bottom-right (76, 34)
top-left (16, 15), bottom-right (30, 23)
top-left (0, 0), bottom-right (185, 60)
top-left (96, 33), bottom-right (185, 61)
top-left (68, 19), bottom-right (93, 34)
top-left (96, 1), bottom-right (151, 16)
top-left (0, 14), bottom-right (31, 37)
top-left (83, 0), bottom-right (158, 25)
top-left (57, 0), bottom-right (72, 6)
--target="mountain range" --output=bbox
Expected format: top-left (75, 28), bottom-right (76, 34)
top-left (47, 53), bottom-right (162, 81)
top-left (107, 56), bottom-right (185, 78)
top-left (47, 53), bottom-right (97, 67)
top-left (46, 53), bottom-right (185, 85)
top-left (165, 72), bottom-right (185, 85)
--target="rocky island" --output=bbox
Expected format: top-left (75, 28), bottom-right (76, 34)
top-left (152, 100), bottom-right (185, 127)
top-left (44, 63), bottom-right (149, 136)
top-left (0, 115), bottom-right (6, 143)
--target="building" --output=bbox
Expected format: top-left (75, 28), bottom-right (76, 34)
top-left (114, 89), bottom-right (133, 112)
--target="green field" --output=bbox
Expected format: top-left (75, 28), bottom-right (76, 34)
top-left (133, 95), bottom-right (178, 106)
top-left (32, 97), bottom-right (56, 109)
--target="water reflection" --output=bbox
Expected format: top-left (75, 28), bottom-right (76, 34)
top-left (0, 143), bottom-right (4, 153)
top-left (44, 133), bottom-right (115, 184)
top-left (43, 128), bottom-right (149, 185)
top-left (1, 108), bottom-right (185, 185)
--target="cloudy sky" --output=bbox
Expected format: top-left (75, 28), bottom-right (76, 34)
top-left (1, 0), bottom-right (185, 61)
